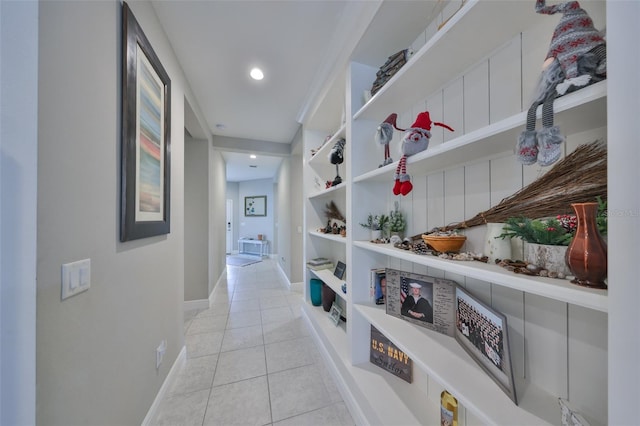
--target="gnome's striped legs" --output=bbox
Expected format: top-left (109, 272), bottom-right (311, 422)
top-left (393, 155), bottom-right (413, 196)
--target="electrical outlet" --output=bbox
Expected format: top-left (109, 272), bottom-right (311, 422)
top-left (156, 340), bottom-right (167, 369)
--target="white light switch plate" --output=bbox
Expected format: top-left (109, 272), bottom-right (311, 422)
top-left (62, 258), bottom-right (91, 300)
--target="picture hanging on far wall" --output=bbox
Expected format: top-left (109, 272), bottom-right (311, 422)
top-left (120, 2), bottom-right (171, 241)
top-left (245, 195), bottom-right (266, 216)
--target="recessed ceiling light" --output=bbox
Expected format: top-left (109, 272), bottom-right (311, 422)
top-left (250, 154), bottom-right (257, 159)
top-left (250, 67), bottom-right (264, 81)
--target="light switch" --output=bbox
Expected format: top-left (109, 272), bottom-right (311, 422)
top-left (62, 258), bottom-right (91, 300)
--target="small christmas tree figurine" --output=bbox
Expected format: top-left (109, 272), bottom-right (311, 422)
top-left (389, 201), bottom-right (406, 235)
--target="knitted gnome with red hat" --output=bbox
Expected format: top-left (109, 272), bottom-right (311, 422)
top-left (375, 113), bottom-right (405, 167)
top-left (517, 0), bottom-right (606, 167)
top-left (393, 111), bottom-right (454, 196)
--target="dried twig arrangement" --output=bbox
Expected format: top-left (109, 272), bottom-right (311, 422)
top-left (425, 140), bottom-right (607, 234)
top-left (324, 201), bottom-right (346, 223)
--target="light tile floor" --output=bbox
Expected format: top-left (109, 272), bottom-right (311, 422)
top-left (151, 257), bottom-right (354, 426)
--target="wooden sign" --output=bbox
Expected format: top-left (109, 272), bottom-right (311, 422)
top-left (370, 325), bottom-right (412, 383)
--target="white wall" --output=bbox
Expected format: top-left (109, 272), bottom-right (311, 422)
top-left (35, 1), bottom-right (216, 423)
top-left (226, 181), bottom-right (239, 251)
top-left (185, 137), bottom-right (209, 301)
top-left (0, 1), bottom-right (38, 424)
top-left (209, 147), bottom-right (226, 295)
top-left (238, 179), bottom-right (274, 246)
top-left (607, 1), bottom-right (640, 423)
top-left (276, 158), bottom-right (292, 277)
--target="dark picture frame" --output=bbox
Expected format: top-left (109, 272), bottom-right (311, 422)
top-left (121, 2), bottom-right (171, 241)
top-left (245, 195), bottom-right (267, 217)
top-left (454, 285), bottom-right (518, 405)
top-left (333, 261), bottom-right (346, 280)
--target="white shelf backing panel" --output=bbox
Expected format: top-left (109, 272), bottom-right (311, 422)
top-left (308, 124), bottom-right (347, 182)
top-left (308, 181), bottom-right (346, 200)
top-left (308, 124), bottom-right (346, 167)
top-left (355, 303), bottom-right (557, 425)
top-left (354, 0), bottom-right (535, 121)
top-left (354, 81), bottom-right (607, 183)
top-left (353, 241), bottom-right (607, 312)
top-left (308, 230), bottom-right (347, 244)
top-left (303, 302), bottom-right (439, 426)
top-left (310, 268), bottom-right (346, 301)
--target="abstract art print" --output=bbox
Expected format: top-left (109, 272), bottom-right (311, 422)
top-left (121, 2), bottom-right (171, 241)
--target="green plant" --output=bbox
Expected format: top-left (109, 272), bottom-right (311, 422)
top-left (596, 196), bottom-right (607, 236)
top-left (360, 214), bottom-right (387, 230)
top-left (389, 202), bottom-right (406, 233)
top-left (498, 216), bottom-right (573, 246)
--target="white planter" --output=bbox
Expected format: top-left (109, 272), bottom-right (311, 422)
top-left (525, 243), bottom-right (571, 275)
top-left (483, 223), bottom-right (512, 263)
top-left (370, 229), bottom-right (382, 240)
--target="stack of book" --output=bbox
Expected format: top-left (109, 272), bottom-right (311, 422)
top-left (306, 257), bottom-right (334, 271)
top-left (370, 48), bottom-right (412, 96)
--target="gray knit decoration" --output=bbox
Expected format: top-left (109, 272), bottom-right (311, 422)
top-left (537, 126), bottom-right (565, 166)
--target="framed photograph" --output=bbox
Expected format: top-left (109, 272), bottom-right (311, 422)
top-left (333, 261), bottom-right (346, 280)
top-left (455, 285), bottom-right (517, 404)
top-left (385, 268), bottom-right (456, 337)
top-left (245, 195), bottom-right (266, 216)
top-left (372, 269), bottom-right (386, 305)
top-left (329, 302), bottom-right (342, 326)
top-left (121, 2), bottom-right (171, 241)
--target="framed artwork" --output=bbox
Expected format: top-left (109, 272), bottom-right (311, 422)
top-left (245, 195), bottom-right (266, 216)
top-left (329, 302), bottom-right (342, 326)
top-left (333, 261), bottom-right (346, 280)
top-left (121, 2), bottom-right (171, 241)
top-left (454, 285), bottom-right (518, 404)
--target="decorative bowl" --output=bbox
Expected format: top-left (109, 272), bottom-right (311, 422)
top-left (421, 234), bottom-right (467, 253)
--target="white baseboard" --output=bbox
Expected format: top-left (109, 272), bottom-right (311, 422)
top-left (210, 269), bottom-right (227, 305)
top-left (183, 299), bottom-right (209, 312)
top-left (276, 260), bottom-right (292, 290)
top-left (141, 345), bottom-right (186, 426)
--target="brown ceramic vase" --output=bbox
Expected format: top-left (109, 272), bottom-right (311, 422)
top-left (565, 202), bottom-right (607, 289)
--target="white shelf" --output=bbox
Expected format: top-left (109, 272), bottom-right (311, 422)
top-left (308, 181), bottom-right (346, 200)
top-left (302, 302), bottom-right (438, 426)
top-left (354, 80), bottom-right (607, 182)
top-left (355, 304), bottom-right (557, 425)
top-left (309, 268), bottom-right (346, 300)
top-left (308, 230), bottom-right (347, 244)
top-left (309, 124), bottom-right (346, 165)
top-left (354, 0), bottom-right (535, 121)
top-left (353, 240), bottom-right (608, 313)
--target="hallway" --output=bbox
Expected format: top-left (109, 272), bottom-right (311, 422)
top-left (151, 258), bottom-right (354, 425)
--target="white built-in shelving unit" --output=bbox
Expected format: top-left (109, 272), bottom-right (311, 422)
top-left (301, 0), bottom-right (621, 425)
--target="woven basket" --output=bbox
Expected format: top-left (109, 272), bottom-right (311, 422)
top-left (421, 234), bottom-right (467, 253)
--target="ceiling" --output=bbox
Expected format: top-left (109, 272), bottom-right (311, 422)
top-left (151, 0), bottom-right (445, 182)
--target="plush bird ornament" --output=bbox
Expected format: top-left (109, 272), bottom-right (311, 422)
top-left (375, 113), bottom-right (405, 167)
top-left (393, 111), bottom-right (454, 196)
top-left (517, 0), bottom-right (606, 167)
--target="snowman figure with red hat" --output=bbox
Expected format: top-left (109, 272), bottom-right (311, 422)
top-left (393, 111), bottom-right (454, 196)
